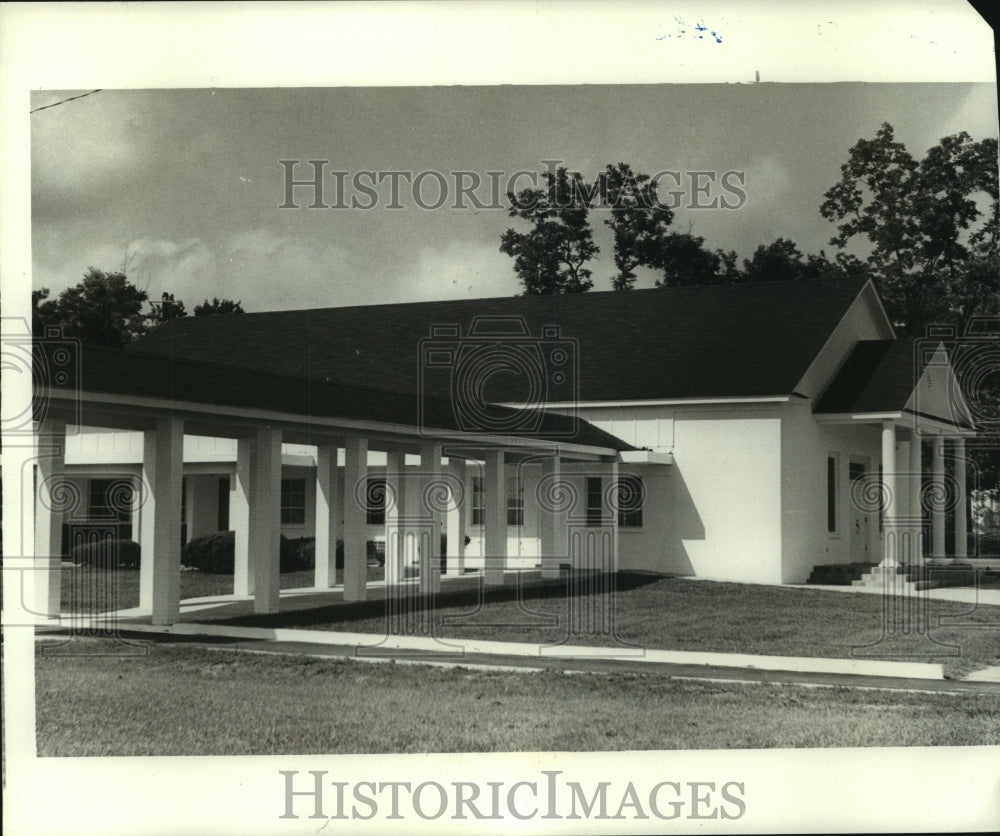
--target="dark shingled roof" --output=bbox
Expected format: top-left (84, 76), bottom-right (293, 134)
top-left (130, 277), bottom-right (873, 403)
top-left (36, 343), bottom-right (635, 451)
top-left (813, 339), bottom-right (925, 414)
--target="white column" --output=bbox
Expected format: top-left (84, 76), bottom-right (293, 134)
top-left (34, 420), bottom-right (67, 619)
top-left (909, 431), bottom-right (923, 564)
top-left (384, 450), bottom-right (406, 586)
top-left (314, 442), bottom-right (340, 588)
top-left (446, 459), bottom-right (468, 576)
top-left (932, 435), bottom-right (946, 560)
top-left (954, 437), bottom-right (967, 560)
top-left (605, 458), bottom-right (620, 573)
top-left (483, 450), bottom-right (507, 586)
top-left (420, 442), bottom-right (443, 594)
top-left (250, 426), bottom-right (282, 615)
top-left (232, 437), bottom-right (253, 596)
top-left (140, 417), bottom-right (184, 626)
top-left (539, 455), bottom-right (566, 579)
top-left (881, 422), bottom-right (898, 566)
top-left (342, 436), bottom-right (368, 601)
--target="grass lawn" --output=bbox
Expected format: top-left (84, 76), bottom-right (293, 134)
top-left (35, 638), bottom-right (1000, 755)
top-left (202, 573), bottom-right (1000, 678)
top-left (58, 568), bottom-right (1000, 677)
top-left (59, 564), bottom-right (385, 612)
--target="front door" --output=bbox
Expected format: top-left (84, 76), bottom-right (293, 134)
top-left (849, 459), bottom-right (870, 562)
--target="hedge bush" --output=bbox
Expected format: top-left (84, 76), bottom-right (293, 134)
top-left (181, 532), bottom-right (329, 574)
top-left (280, 537), bottom-right (316, 572)
top-left (71, 538), bottom-right (141, 569)
top-left (977, 527), bottom-right (1000, 556)
top-left (181, 531), bottom-right (235, 573)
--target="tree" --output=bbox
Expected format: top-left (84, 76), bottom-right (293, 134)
top-left (194, 297), bottom-right (245, 316)
top-left (149, 292), bottom-right (187, 324)
top-left (598, 164), bottom-right (740, 288)
top-left (32, 268), bottom-right (151, 347)
top-left (600, 163), bottom-right (676, 290)
top-left (654, 232), bottom-right (740, 287)
top-left (741, 238), bottom-right (809, 282)
top-left (821, 122), bottom-right (999, 336)
top-left (500, 165), bottom-right (598, 294)
top-left (32, 288), bottom-right (57, 336)
top-left (739, 239), bottom-right (867, 283)
top-left (823, 123), bottom-right (1000, 497)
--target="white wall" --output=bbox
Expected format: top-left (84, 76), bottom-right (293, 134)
top-left (578, 404), bottom-right (784, 583)
top-left (185, 474), bottom-right (220, 541)
top-left (780, 401), bottom-right (884, 582)
top-left (64, 429), bottom-right (327, 466)
top-left (670, 408), bottom-right (784, 583)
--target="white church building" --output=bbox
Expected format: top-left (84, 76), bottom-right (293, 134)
top-left (33, 276), bottom-right (981, 625)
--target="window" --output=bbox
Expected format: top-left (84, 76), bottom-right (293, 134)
top-left (472, 476), bottom-right (484, 526)
top-left (586, 477), bottom-right (603, 527)
top-left (365, 477), bottom-right (386, 526)
top-left (507, 473), bottom-right (524, 527)
top-left (280, 478), bottom-right (306, 525)
top-left (617, 475), bottom-right (644, 528)
top-left (826, 456), bottom-right (838, 533)
top-left (88, 477), bottom-right (133, 523)
top-left (218, 476), bottom-right (230, 531)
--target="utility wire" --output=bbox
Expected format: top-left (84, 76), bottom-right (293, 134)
top-left (30, 89), bottom-right (102, 114)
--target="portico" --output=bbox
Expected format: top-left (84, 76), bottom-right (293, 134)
top-left (814, 337), bottom-right (979, 571)
top-left (876, 419), bottom-right (973, 567)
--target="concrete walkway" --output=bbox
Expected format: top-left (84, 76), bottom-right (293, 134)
top-left (789, 581), bottom-right (1000, 606)
top-left (60, 617), bottom-right (948, 680)
top-left (36, 624), bottom-right (1000, 695)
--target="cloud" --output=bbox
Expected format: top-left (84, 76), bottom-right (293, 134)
top-left (390, 239), bottom-right (521, 304)
top-left (223, 229), bottom-right (354, 310)
top-left (125, 238), bottom-right (216, 299)
top-left (32, 228), bottom-right (361, 313)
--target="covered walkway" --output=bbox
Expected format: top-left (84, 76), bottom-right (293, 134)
top-left (33, 343), bottom-right (636, 625)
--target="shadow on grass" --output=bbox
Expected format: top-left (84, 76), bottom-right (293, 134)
top-left (201, 570), bottom-right (665, 631)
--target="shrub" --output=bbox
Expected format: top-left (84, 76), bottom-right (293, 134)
top-left (71, 538), bottom-right (141, 569)
top-left (977, 527), bottom-right (1000, 556)
top-left (182, 532), bottom-right (328, 574)
top-left (181, 531), bottom-right (235, 573)
top-left (280, 537), bottom-right (315, 572)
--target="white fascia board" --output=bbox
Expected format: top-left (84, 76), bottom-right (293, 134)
top-left (814, 412), bottom-right (904, 423)
top-left (499, 396), bottom-right (791, 409)
top-left (814, 411), bottom-right (976, 435)
top-left (619, 450), bottom-right (673, 465)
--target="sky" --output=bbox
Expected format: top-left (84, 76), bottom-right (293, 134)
top-left (24, 2), bottom-right (999, 315)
